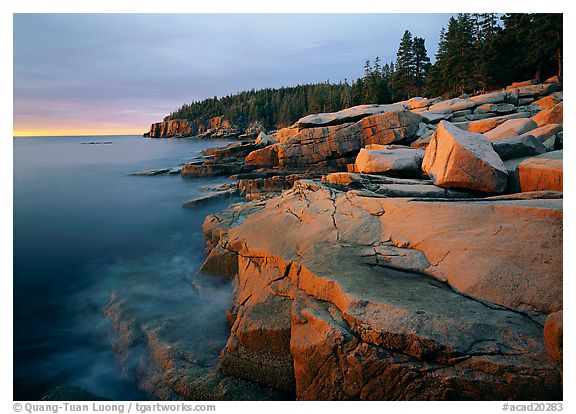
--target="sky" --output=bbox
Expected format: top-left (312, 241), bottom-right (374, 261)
top-left (13, 13), bottom-right (454, 136)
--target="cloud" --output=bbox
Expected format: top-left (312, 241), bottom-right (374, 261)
top-left (14, 13), bottom-right (453, 135)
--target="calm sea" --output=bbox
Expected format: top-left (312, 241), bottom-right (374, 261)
top-left (13, 135), bottom-right (238, 400)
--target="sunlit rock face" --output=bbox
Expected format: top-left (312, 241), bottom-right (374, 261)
top-left (422, 121), bottom-right (508, 193)
top-left (148, 119), bottom-right (194, 138)
top-left (200, 181), bottom-right (562, 400)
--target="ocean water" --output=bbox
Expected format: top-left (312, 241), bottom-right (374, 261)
top-left (13, 135), bottom-right (239, 400)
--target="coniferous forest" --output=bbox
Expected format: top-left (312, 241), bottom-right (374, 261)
top-left (166, 13), bottom-right (562, 130)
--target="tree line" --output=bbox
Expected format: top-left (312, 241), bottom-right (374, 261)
top-left (166, 13), bottom-right (562, 130)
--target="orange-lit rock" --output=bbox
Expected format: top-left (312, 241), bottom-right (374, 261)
top-left (484, 118), bottom-right (538, 141)
top-left (544, 311), bottom-right (563, 366)
top-left (428, 97), bottom-right (477, 112)
top-left (522, 124), bottom-right (563, 143)
top-left (422, 121), bottom-right (508, 193)
top-left (517, 151), bottom-right (563, 192)
top-left (245, 144), bottom-right (280, 167)
top-left (148, 119), bottom-right (194, 138)
top-left (531, 94), bottom-right (562, 110)
top-left (532, 102), bottom-right (563, 127)
top-left (202, 182), bottom-right (562, 399)
top-left (297, 103), bottom-right (407, 128)
top-left (250, 109), bottom-right (422, 169)
top-left (354, 145), bottom-right (424, 175)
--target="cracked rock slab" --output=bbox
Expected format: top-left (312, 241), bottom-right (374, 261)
top-left (203, 182), bottom-right (562, 399)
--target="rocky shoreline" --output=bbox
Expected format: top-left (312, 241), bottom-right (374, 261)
top-left (114, 78), bottom-right (563, 400)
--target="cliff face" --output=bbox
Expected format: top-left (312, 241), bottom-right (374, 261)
top-left (144, 116), bottom-right (239, 138)
top-left (147, 119), bottom-right (195, 138)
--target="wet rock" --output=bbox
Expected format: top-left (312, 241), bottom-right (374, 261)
top-left (181, 160), bottom-right (248, 177)
top-left (130, 168), bottom-right (171, 176)
top-left (422, 121), bottom-right (508, 193)
top-left (182, 189), bottom-right (239, 208)
top-left (41, 387), bottom-right (106, 401)
top-left (202, 142), bottom-right (261, 159)
top-left (105, 284), bottom-right (288, 401)
top-left (198, 245), bottom-right (238, 279)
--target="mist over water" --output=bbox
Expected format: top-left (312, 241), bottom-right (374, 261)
top-left (13, 135), bottom-right (238, 400)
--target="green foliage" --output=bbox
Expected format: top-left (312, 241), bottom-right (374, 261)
top-left (426, 13), bottom-right (562, 97)
top-left (167, 13), bottom-right (561, 129)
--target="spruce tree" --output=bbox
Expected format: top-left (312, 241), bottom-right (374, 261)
top-left (412, 37), bottom-right (431, 96)
top-left (394, 30), bottom-right (415, 99)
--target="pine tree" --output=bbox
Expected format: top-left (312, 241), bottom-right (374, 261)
top-left (394, 30), bottom-right (415, 99)
top-left (412, 37), bottom-right (431, 96)
top-left (341, 79), bottom-right (352, 108)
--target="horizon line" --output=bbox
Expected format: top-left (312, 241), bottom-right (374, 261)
top-left (13, 133), bottom-right (144, 138)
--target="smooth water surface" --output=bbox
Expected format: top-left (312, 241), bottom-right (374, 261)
top-left (14, 135), bottom-right (237, 400)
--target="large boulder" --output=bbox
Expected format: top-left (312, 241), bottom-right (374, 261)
top-left (275, 109), bottom-right (423, 168)
top-left (297, 103), bottom-right (406, 128)
top-left (517, 150), bottom-right (563, 192)
top-left (522, 124), bottom-right (563, 143)
top-left (354, 145), bottom-right (424, 175)
top-left (484, 118), bottom-right (538, 141)
top-left (422, 121), bottom-right (508, 193)
top-left (532, 102), bottom-right (563, 127)
top-left (491, 134), bottom-right (547, 161)
top-left (245, 144), bottom-right (280, 167)
top-left (255, 131), bottom-right (277, 146)
top-left (469, 91), bottom-right (506, 105)
top-left (516, 83), bottom-right (560, 97)
top-left (408, 97), bottom-right (429, 109)
top-left (531, 94), bottom-right (562, 110)
top-left (454, 112), bottom-right (530, 134)
top-left (428, 97), bottom-right (477, 112)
